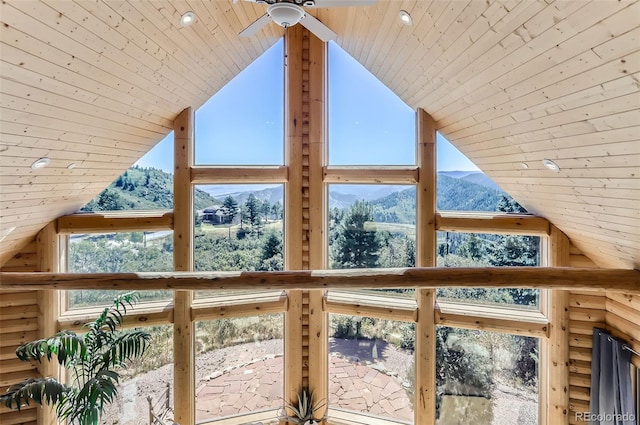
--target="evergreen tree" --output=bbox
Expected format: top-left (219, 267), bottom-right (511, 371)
top-left (489, 195), bottom-right (539, 305)
top-left (271, 201), bottom-right (283, 220)
top-left (244, 194), bottom-right (262, 235)
top-left (458, 233), bottom-right (483, 260)
top-left (404, 239), bottom-right (416, 267)
top-left (261, 200), bottom-right (271, 223)
top-left (258, 231), bottom-right (283, 271)
top-left (94, 188), bottom-right (126, 211)
top-left (222, 196), bottom-right (239, 224)
top-left (497, 195), bottom-right (527, 213)
top-left (332, 200), bottom-right (380, 268)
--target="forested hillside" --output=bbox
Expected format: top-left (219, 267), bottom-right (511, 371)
top-left (367, 175), bottom-right (508, 224)
top-left (81, 166), bottom-right (219, 212)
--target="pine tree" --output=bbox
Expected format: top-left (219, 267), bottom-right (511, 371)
top-left (271, 201), bottom-right (283, 220)
top-left (332, 201), bottom-right (380, 268)
top-left (458, 233), bottom-right (483, 260)
top-left (244, 194), bottom-right (262, 235)
top-left (95, 189), bottom-right (125, 211)
top-left (259, 231), bottom-right (283, 271)
top-left (222, 196), bottom-right (239, 224)
top-left (490, 195), bottom-right (539, 305)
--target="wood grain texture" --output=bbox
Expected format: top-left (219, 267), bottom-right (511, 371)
top-left (0, 0), bottom-right (638, 273)
top-left (415, 108), bottom-right (437, 425)
top-left (1, 267), bottom-right (638, 292)
top-left (172, 108), bottom-right (194, 425)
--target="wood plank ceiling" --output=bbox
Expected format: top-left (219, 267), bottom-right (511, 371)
top-left (0, 0), bottom-right (638, 269)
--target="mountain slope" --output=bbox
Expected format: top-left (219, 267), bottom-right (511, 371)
top-left (367, 175), bottom-right (505, 224)
top-left (81, 166), bottom-right (219, 212)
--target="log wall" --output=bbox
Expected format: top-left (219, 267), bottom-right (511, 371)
top-left (0, 240), bottom-right (38, 425)
top-left (567, 243), bottom-right (601, 424)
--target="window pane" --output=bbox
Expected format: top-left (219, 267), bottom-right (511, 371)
top-left (328, 42), bottom-right (415, 165)
top-left (328, 184), bottom-right (415, 297)
top-left (436, 231), bottom-right (540, 308)
top-left (67, 232), bottom-right (173, 309)
top-left (195, 40), bottom-right (284, 165)
top-left (435, 328), bottom-right (539, 425)
top-left (195, 314), bottom-right (284, 423)
top-left (329, 314), bottom-right (415, 423)
top-left (91, 325), bottom-right (174, 425)
top-left (194, 185), bottom-right (284, 299)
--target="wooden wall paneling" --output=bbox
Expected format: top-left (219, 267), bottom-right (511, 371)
top-left (306, 31), bottom-right (328, 421)
top-left (1, 77), bottom-right (171, 136)
top-left (546, 225), bottom-right (570, 425)
top-left (415, 108), bottom-right (437, 425)
top-left (1, 0), bottom-right (639, 274)
top-left (386, 0), bottom-right (490, 92)
top-left (122, 0), bottom-right (232, 86)
top-left (394, 0), bottom-right (511, 104)
top-left (0, 40), bottom-right (172, 120)
top-left (565, 260), bottom-right (607, 422)
top-left (441, 0), bottom-right (629, 117)
top-left (284, 24), bottom-right (305, 410)
top-left (4, 1), bottom-right (202, 107)
top-left (436, 2), bottom-right (638, 127)
top-left (76, 0), bottom-right (223, 92)
top-left (0, 242), bottom-right (38, 424)
top-left (378, 0), bottom-right (453, 87)
top-left (52, 0), bottom-right (215, 98)
top-left (172, 107), bottom-right (194, 425)
top-left (150, 0), bottom-right (245, 80)
top-left (405, 0), bottom-right (549, 106)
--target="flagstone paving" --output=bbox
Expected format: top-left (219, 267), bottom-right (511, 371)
top-left (195, 354), bottom-right (413, 422)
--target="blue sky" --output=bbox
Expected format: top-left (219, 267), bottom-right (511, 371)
top-left (136, 39), bottom-right (479, 173)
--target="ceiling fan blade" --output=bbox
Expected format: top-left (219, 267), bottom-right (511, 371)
top-left (239, 13), bottom-right (272, 37)
top-left (307, 0), bottom-right (376, 8)
top-left (299, 14), bottom-right (336, 42)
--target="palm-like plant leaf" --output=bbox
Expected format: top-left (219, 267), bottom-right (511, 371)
top-left (15, 330), bottom-right (86, 367)
top-left (99, 330), bottom-right (150, 369)
top-left (1, 292), bottom-right (150, 425)
top-left (2, 377), bottom-right (72, 411)
top-left (89, 292), bottom-right (138, 334)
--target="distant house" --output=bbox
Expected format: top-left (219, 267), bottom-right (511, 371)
top-left (202, 207), bottom-right (226, 224)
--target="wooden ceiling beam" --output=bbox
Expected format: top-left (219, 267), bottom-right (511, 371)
top-left (1, 267), bottom-right (638, 293)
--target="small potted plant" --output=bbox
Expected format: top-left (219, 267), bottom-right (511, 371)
top-left (280, 387), bottom-right (326, 425)
top-left (0, 292), bottom-right (150, 425)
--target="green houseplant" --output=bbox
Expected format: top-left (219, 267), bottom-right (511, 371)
top-left (279, 387), bottom-right (326, 425)
top-left (1, 292), bottom-right (150, 425)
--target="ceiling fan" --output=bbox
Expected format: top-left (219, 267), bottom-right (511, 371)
top-left (236, 0), bottom-right (376, 42)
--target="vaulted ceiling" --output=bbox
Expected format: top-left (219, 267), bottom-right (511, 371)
top-left (0, 0), bottom-right (638, 269)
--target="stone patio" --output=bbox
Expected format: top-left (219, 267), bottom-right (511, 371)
top-left (195, 353), bottom-right (413, 422)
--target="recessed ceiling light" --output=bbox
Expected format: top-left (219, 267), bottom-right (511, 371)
top-left (31, 157), bottom-right (50, 169)
top-left (520, 162), bottom-right (529, 169)
top-left (399, 10), bottom-right (412, 26)
top-left (67, 162), bottom-right (76, 170)
top-left (542, 159), bottom-right (560, 173)
top-left (180, 11), bottom-right (195, 27)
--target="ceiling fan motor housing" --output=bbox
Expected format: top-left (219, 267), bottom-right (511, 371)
top-left (267, 3), bottom-right (306, 28)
